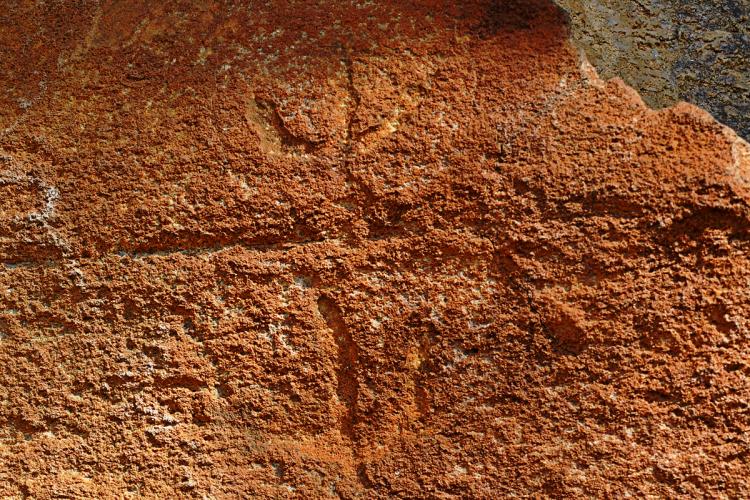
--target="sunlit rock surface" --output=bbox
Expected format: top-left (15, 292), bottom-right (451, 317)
top-left (1, 1), bottom-right (749, 497)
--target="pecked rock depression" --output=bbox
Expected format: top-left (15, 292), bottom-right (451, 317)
top-left (1, 0), bottom-right (749, 497)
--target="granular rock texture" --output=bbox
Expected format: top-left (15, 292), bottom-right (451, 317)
top-left (556, 0), bottom-right (750, 140)
top-left (1, 0), bottom-right (750, 498)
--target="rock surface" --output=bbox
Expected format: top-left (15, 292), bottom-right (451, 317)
top-left (1, 0), bottom-right (750, 497)
top-left (556, 0), bottom-right (750, 140)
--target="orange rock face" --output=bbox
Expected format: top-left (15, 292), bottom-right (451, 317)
top-left (1, 1), bottom-right (749, 497)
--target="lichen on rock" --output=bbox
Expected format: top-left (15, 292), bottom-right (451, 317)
top-left (556, 0), bottom-right (750, 139)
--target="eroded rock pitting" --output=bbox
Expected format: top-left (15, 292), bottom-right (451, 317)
top-left (1, 0), bottom-right (749, 497)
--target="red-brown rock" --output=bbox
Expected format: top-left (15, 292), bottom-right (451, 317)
top-left (1, 1), bottom-right (749, 497)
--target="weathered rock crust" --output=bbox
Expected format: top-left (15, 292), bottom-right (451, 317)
top-left (1, 1), bottom-right (749, 497)
top-left (556, 0), bottom-right (750, 139)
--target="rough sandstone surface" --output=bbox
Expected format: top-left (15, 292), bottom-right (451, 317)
top-left (556, 0), bottom-right (750, 140)
top-left (1, 1), bottom-right (750, 498)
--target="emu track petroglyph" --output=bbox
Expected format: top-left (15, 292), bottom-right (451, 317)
top-left (1, 1), bottom-right (749, 497)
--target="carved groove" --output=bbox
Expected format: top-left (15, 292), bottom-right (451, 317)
top-left (317, 294), bottom-right (359, 440)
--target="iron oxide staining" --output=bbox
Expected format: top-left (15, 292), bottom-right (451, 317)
top-left (1, 0), bottom-right (750, 497)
